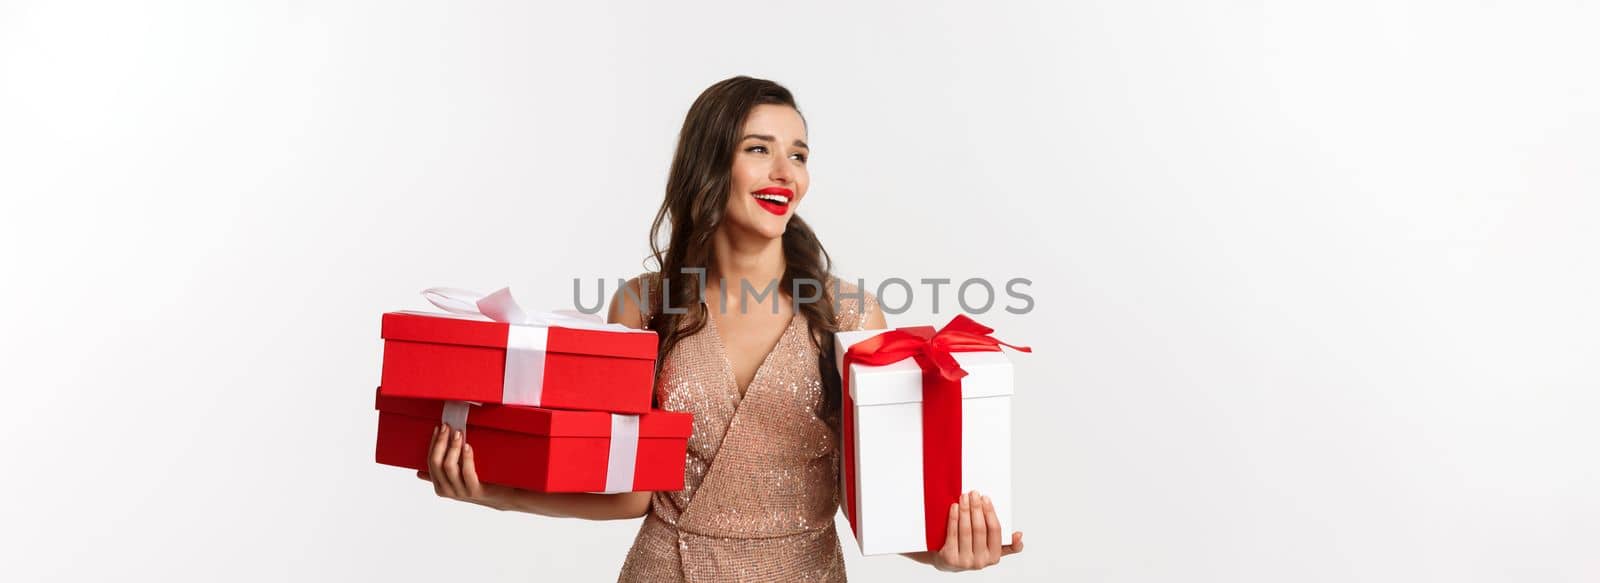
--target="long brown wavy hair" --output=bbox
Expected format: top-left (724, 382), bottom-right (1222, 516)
top-left (643, 75), bottom-right (842, 426)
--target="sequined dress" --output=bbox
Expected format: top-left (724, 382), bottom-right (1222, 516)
top-left (617, 276), bottom-right (879, 583)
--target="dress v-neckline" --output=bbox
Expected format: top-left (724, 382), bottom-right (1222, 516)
top-left (702, 300), bottom-right (800, 401)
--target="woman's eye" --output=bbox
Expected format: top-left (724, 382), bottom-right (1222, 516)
top-left (791, 152), bottom-right (808, 163)
top-left (746, 145), bottom-right (768, 154)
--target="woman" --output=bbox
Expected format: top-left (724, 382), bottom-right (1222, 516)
top-left (417, 76), bottom-right (1023, 581)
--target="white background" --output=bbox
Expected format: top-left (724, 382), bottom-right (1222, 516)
top-left (2, 1), bottom-right (1596, 581)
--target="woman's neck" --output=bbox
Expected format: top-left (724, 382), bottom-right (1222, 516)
top-left (709, 226), bottom-right (786, 298)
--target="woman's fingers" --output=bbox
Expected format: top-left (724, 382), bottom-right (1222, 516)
top-left (435, 426), bottom-right (458, 498)
top-left (442, 428), bottom-right (465, 496)
top-left (969, 491), bottom-right (989, 566)
top-left (957, 491), bottom-right (974, 561)
top-left (981, 495), bottom-right (1002, 564)
top-left (940, 501), bottom-right (960, 562)
top-left (427, 423), bottom-right (447, 470)
top-left (427, 424), bottom-right (449, 496)
top-left (422, 423), bottom-right (492, 503)
top-left (1001, 531), bottom-right (1025, 556)
top-left (927, 491), bottom-right (1014, 571)
top-left (462, 443), bottom-right (483, 498)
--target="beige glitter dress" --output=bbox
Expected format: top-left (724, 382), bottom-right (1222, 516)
top-left (617, 275), bottom-right (880, 583)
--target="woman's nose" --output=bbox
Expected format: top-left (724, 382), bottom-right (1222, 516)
top-left (769, 158), bottom-right (794, 184)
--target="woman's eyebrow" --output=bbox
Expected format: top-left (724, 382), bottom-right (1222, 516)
top-left (742, 134), bottom-right (810, 150)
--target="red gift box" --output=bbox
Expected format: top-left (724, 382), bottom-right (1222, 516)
top-left (374, 390), bottom-right (691, 492)
top-left (380, 310), bottom-right (658, 414)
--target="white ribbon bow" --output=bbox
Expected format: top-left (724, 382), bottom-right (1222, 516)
top-left (421, 287), bottom-right (632, 332)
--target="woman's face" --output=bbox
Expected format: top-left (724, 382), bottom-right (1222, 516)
top-left (721, 104), bottom-right (809, 241)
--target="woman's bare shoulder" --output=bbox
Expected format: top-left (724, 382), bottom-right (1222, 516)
top-left (607, 272), bottom-right (658, 330)
top-left (826, 275), bottom-right (884, 331)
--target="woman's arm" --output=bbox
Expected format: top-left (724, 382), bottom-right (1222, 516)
top-left (415, 278), bottom-right (656, 521)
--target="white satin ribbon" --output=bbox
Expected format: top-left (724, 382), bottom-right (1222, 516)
top-left (421, 287), bottom-right (635, 406)
top-left (602, 414), bottom-right (640, 493)
top-left (441, 401), bottom-right (473, 433)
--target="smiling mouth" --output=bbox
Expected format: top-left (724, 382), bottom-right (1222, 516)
top-left (752, 191), bottom-right (791, 215)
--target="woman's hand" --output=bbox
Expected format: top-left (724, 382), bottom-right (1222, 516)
top-left (412, 423), bottom-right (653, 520)
top-left (908, 490), bottom-right (1025, 572)
top-left (415, 423), bottom-right (512, 510)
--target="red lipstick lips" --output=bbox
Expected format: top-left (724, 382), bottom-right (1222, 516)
top-left (751, 186), bottom-right (793, 216)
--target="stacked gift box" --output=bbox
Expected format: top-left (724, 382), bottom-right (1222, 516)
top-left (834, 315), bottom-right (1030, 555)
top-left (374, 287), bottom-right (690, 493)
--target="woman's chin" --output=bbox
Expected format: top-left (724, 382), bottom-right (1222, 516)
top-left (764, 214), bottom-right (795, 238)
top-left (729, 211), bottom-right (790, 240)
top-left (752, 222), bottom-right (787, 240)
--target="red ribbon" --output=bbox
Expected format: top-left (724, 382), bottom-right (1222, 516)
top-left (839, 315), bottom-right (1031, 551)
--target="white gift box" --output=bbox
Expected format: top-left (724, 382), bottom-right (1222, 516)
top-left (835, 327), bottom-right (1016, 556)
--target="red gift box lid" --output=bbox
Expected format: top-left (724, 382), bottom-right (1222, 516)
top-left (374, 389), bottom-right (691, 438)
top-left (381, 311), bottom-right (658, 361)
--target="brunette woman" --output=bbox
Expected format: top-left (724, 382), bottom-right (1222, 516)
top-left (419, 76), bottom-right (1023, 581)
